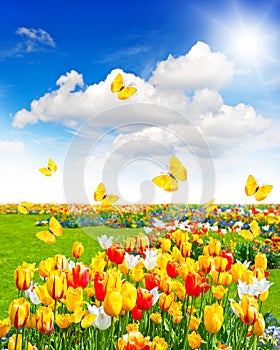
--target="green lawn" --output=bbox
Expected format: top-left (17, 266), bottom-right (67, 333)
top-left (0, 214), bottom-right (279, 322)
top-left (0, 214), bottom-right (139, 318)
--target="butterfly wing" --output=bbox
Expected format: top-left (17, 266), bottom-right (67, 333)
top-left (111, 73), bottom-right (124, 93)
top-left (245, 175), bottom-right (258, 196)
top-left (18, 201), bottom-right (32, 214)
top-left (48, 158), bottom-right (57, 173)
top-left (118, 86), bottom-right (137, 100)
top-left (101, 197), bottom-right (116, 211)
top-left (255, 185), bottom-right (273, 201)
top-left (152, 174), bottom-right (178, 192)
top-left (94, 183), bottom-right (106, 201)
top-left (250, 220), bottom-right (260, 238)
top-left (106, 194), bottom-right (119, 204)
top-left (238, 229), bottom-right (253, 241)
top-left (203, 198), bottom-right (217, 215)
top-left (169, 156), bottom-right (188, 182)
top-left (39, 167), bottom-right (52, 176)
top-left (49, 216), bottom-right (63, 237)
top-left (36, 230), bottom-right (56, 244)
top-left (18, 205), bottom-right (28, 215)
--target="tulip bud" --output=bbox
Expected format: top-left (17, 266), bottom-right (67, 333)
top-left (253, 313), bottom-right (265, 336)
top-left (72, 241), bottom-right (84, 259)
top-left (204, 303), bottom-right (224, 333)
top-left (9, 298), bottom-right (30, 329)
top-left (14, 266), bottom-right (32, 291)
top-left (255, 253), bottom-right (267, 270)
top-left (36, 306), bottom-right (54, 334)
top-left (46, 271), bottom-right (67, 300)
top-left (103, 290), bottom-right (122, 317)
top-left (120, 282), bottom-right (137, 312)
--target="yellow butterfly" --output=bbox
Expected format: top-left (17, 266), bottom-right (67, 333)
top-left (39, 158), bottom-right (57, 176)
top-left (18, 201), bottom-right (33, 215)
top-left (111, 73), bottom-right (137, 100)
top-left (245, 175), bottom-right (273, 201)
top-left (94, 183), bottom-right (119, 211)
top-left (203, 198), bottom-right (217, 215)
top-left (238, 219), bottom-right (260, 241)
top-left (36, 216), bottom-right (63, 244)
top-left (152, 156), bottom-right (188, 192)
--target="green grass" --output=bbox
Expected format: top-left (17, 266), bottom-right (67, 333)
top-left (0, 214), bottom-right (139, 318)
top-left (0, 214), bottom-right (279, 322)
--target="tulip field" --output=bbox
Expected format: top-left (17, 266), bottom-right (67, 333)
top-left (0, 203), bottom-right (280, 349)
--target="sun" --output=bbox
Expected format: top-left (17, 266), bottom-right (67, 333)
top-left (230, 26), bottom-right (267, 65)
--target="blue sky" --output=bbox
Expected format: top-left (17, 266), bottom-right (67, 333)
top-left (0, 0), bottom-right (280, 204)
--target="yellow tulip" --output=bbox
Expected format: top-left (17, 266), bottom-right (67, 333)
top-left (72, 241), bottom-right (84, 259)
top-left (172, 246), bottom-right (183, 263)
top-left (56, 314), bottom-right (73, 328)
top-left (14, 266), bottom-right (32, 291)
top-left (35, 284), bottom-right (54, 306)
top-left (54, 254), bottom-right (68, 271)
top-left (173, 280), bottom-right (186, 301)
top-left (150, 336), bottom-right (168, 349)
top-left (253, 313), bottom-right (265, 336)
top-left (214, 256), bottom-right (228, 273)
top-left (189, 316), bottom-right (201, 331)
top-left (204, 303), bottom-right (224, 333)
top-left (103, 289), bottom-right (122, 317)
top-left (46, 271), bottom-right (67, 301)
top-left (198, 255), bottom-right (213, 274)
top-left (242, 270), bottom-right (253, 284)
top-left (106, 271), bottom-right (122, 293)
top-left (160, 238), bottom-right (171, 253)
top-left (150, 312), bottom-right (162, 324)
top-left (9, 298), bottom-right (30, 329)
top-left (207, 238), bottom-right (221, 256)
top-left (38, 257), bottom-right (54, 278)
top-left (259, 290), bottom-right (269, 302)
top-left (156, 253), bottom-right (170, 270)
top-left (231, 294), bottom-right (258, 325)
top-left (188, 331), bottom-right (205, 349)
top-left (90, 256), bottom-right (106, 274)
top-left (26, 314), bottom-right (36, 329)
top-left (212, 285), bottom-right (228, 300)
top-left (255, 253), bottom-right (267, 270)
top-left (81, 313), bottom-right (96, 328)
top-left (36, 306), bottom-right (54, 334)
top-left (120, 282), bottom-right (137, 312)
top-left (65, 286), bottom-right (83, 312)
top-left (180, 241), bottom-right (192, 258)
top-left (159, 293), bottom-right (173, 311)
top-left (230, 262), bottom-right (246, 284)
top-left (8, 334), bottom-right (22, 350)
top-left (0, 317), bottom-right (11, 337)
top-left (160, 276), bottom-right (173, 294)
top-left (131, 267), bottom-right (145, 283)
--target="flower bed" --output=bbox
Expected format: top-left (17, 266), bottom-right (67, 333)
top-left (0, 216), bottom-right (278, 349)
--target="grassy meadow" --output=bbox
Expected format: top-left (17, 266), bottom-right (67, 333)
top-left (0, 214), bottom-right (139, 317)
top-left (0, 212), bottom-right (279, 321)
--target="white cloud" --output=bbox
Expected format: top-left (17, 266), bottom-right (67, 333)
top-left (149, 41), bottom-right (234, 90)
top-left (0, 140), bottom-right (25, 153)
top-left (16, 27), bottom-right (55, 50)
top-left (11, 41), bottom-right (271, 160)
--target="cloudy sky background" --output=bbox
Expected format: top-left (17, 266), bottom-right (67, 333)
top-left (1, 0), bottom-right (280, 204)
